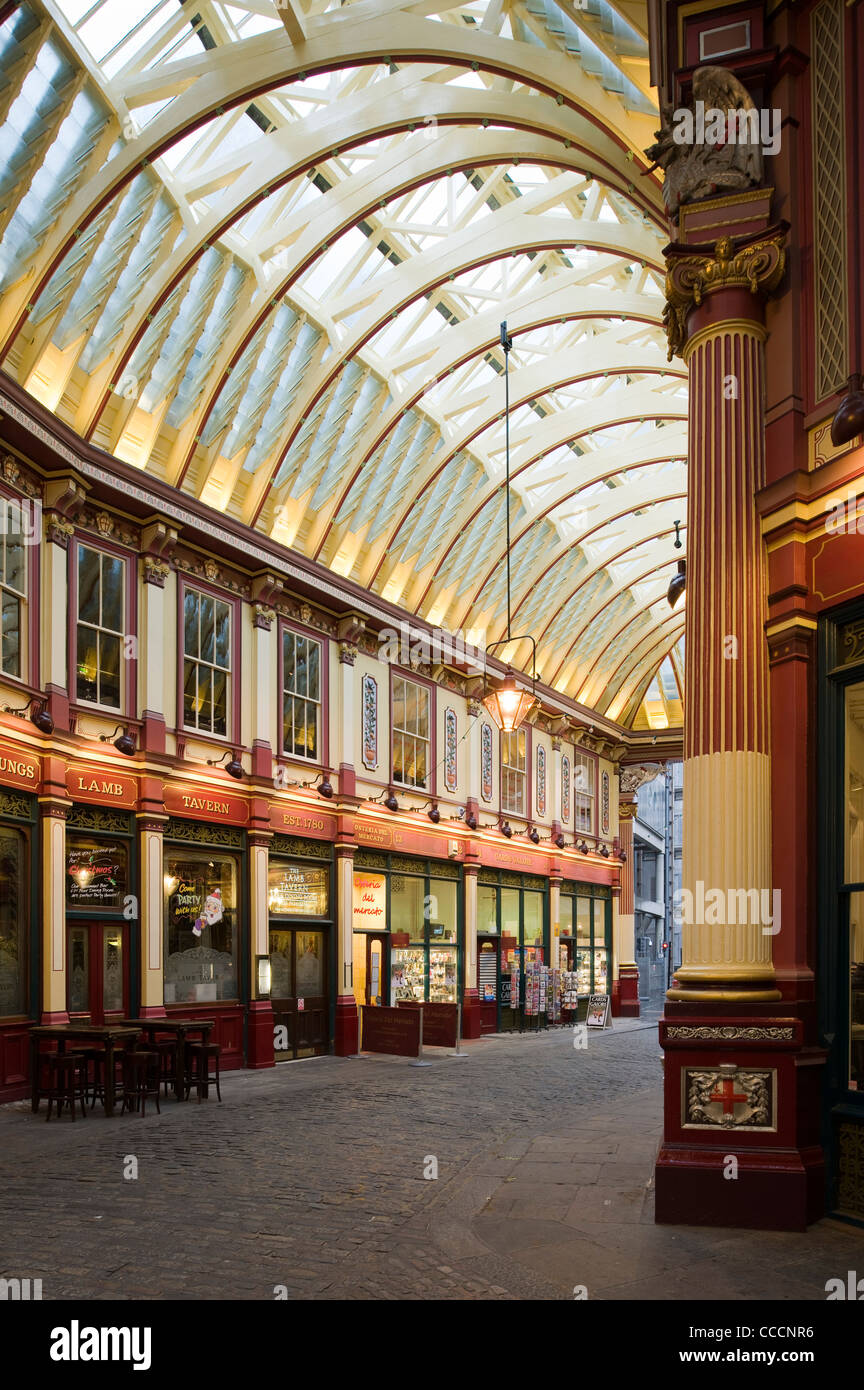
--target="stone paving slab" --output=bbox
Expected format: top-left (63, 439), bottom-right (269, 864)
top-left (0, 1017), bottom-right (860, 1301)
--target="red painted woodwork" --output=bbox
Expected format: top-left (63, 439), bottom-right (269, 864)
top-left (0, 1021), bottom-right (31, 1103)
top-left (165, 1004), bottom-right (245, 1072)
top-left (461, 987), bottom-right (482, 1040)
top-left (333, 993), bottom-right (359, 1056)
top-left (247, 1000), bottom-right (275, 1069)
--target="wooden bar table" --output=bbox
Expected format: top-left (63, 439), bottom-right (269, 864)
top-left (29, 1025), bottom-right (141, 1117)
top-left (118, 1018), bottom-right (215, 1101)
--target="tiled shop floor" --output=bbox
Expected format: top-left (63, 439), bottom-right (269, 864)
top-left (1, 1017), bottom-right (860, 1300)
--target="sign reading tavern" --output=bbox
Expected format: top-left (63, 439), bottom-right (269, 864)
top-left (163, 784), bottom-right (249, 825)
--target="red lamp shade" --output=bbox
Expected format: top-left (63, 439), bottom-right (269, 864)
top-left (482, 671), bottom-right (537, 732)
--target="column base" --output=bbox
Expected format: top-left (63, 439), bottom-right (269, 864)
top-left (139, 1005), bottom-right (168, 1019)
top-left (616, 964), bottom-right (640, 1018)
top-left (334, 994), bottom-right (359, 1056)
top-left (461, 988), bottom-right (482, 1040)
top-left (656, 1007), bottom-right (827, 1230)
top-left (246, 1001), bottom-right (275, 1069)
top-left (40, 1010), bottom-right (69, 1025)
top-left (655, 1145), bottom-right (825, 1231)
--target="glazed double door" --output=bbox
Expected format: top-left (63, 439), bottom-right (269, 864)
top-left (269, 925), bottom-right (329, 1060)
top-left (67, 923), bottom-right (128, 1023)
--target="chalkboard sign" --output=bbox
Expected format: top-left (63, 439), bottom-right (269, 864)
top-left (66, 838), bottom-right (128, 909)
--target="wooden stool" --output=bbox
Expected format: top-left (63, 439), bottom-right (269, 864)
top-left (185, 1042), bottom-right (222, 1101)
top-left (150, 1039), bottom-right (178, 1096)
top-left (121, 1050), bottom-right (161, 1116)
top-left (45, 1052), bottom-right (88, 1122)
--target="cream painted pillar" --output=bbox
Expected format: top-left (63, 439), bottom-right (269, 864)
top-left (247, 829), bottom-right (275, 1067)
top-left (42, 512), bottom-right (73, 729)
top-left (466, 699), bottom-right (481, 820)
top-left (549, 874), bottom-right (561, 969)
top-left (40, 801), bottom-right (68, 1020)
top-left (334, 843), bottom-right (359, 1053)
top-left (249, 831), bottom-right (272, 978)
top-left (138, 815), bottom-right (167, 1015)
top-left (337, 641), bottom-right (357, 796)
top-left (251, 605), bottom-right (276, 778)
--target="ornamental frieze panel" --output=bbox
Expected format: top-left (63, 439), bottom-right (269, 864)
top-left (682, 1063), bottom-right (776, 1131)
top-left (667, 1025), bottom-right (795, 1042)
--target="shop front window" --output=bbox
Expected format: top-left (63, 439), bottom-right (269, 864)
top-left (0, 826), bottom-right (27, 1016)
top-left (65, 835), bottom-right (128, 911)
top-left (478, 884), bottom-right (498, 934)
top-left (164, 852), bottom-right (238, 1003)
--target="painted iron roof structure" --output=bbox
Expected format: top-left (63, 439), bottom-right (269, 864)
top-left (0, 0), bottom-right (685, 729)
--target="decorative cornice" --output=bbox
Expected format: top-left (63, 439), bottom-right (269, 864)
top-left (663, 230), bottom-right (787, 360)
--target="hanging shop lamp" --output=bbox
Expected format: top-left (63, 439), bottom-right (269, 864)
top-left (667, 519), bottom-right (686, 608)
top-left (481, 321), bottom-right (538, 734)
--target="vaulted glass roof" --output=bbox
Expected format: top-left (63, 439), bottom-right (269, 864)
top-left (0, 0), bottom-right (685, 729)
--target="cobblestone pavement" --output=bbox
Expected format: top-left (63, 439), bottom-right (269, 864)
top-left (1, 1018), bottom-right (861, 1301)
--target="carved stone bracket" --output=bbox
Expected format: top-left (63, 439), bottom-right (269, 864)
top-left (253, 603), bottom-right (276, 631)
top-left (618, 763), bottom-right (662, 796)
top-left (143, 557), bottom-right (170, 588)
top-left (664, 229), bottom-right (787, 359)
top-left (338, 641), bottom-right (358, 666)
top-left (45, 513), bottom-right (75, 548)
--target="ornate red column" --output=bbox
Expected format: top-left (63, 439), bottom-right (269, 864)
top-left (654, 196), bottom-right (824, 1230)
top-left (615, 802), bottom-right (639, 1018)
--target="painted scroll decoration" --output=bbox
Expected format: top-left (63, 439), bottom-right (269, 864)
top-left (362, 674), bottom-right (378, 770)
top-left (444, 707), bottom-right (457, 793)
top-left (481, 723), bottom-right (493, 802)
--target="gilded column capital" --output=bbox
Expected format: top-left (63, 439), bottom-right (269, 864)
top-left (664, 229), bottom-right (787, 360)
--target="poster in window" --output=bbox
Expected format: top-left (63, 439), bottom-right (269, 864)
top-left (66, 839), bottom-right (128, 909)
top-left (268, 863), bottom-right (329, 916)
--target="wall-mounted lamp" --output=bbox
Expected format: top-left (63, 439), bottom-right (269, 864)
top-left (500, 820), bottom-right (513, 838)
top-left (413, 800), bottom-right (440, 823)
top-left (620, 849), bottom-right (628, 863)
top-left (2, 696), bottom-right (53, 735)
top-left (600, 844), bottom-right (610, 858)
top-left (99, 724), bottom-right (136, 756)
top-left (207, 749), bottom-right (244, 780)
top-left (554, 833), bottom-right (566, 849)
top-left (577, 839), bottom-right (589, 854)
top-left (256, 954), bottom-right (272, 999)
top-left (303, 774), bottom-right (333, 799)
top-left (831, 373), bottom-right (864, 447)
top-left (528, 826), bottom-right (540, 844)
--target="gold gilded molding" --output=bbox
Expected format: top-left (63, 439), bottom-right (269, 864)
top-left (664, 233), bottom-right (787, 360)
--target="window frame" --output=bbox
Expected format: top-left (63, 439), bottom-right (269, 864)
top-left (500, 727), bottom-right (530, 818)
top-left (0, 487), bottom-right (38, 691)
top-left (572, 749), bottom-right (599, 837)
top-left (69, 535), bottom-right (135, 717)
top-left (389, 667), bottom-right (435, 793)
top-left (177, 577), bottom-right (240, 744)
top-left (279, 619), bottom-right (328, 768)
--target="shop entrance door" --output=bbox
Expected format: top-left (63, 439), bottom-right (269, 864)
top-left (67, 923), bottom-right (127, 1023)
top-left (352, 933), bottom-right (387, 1008)
top-left (269, 927), bottom-right (329, 1060)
